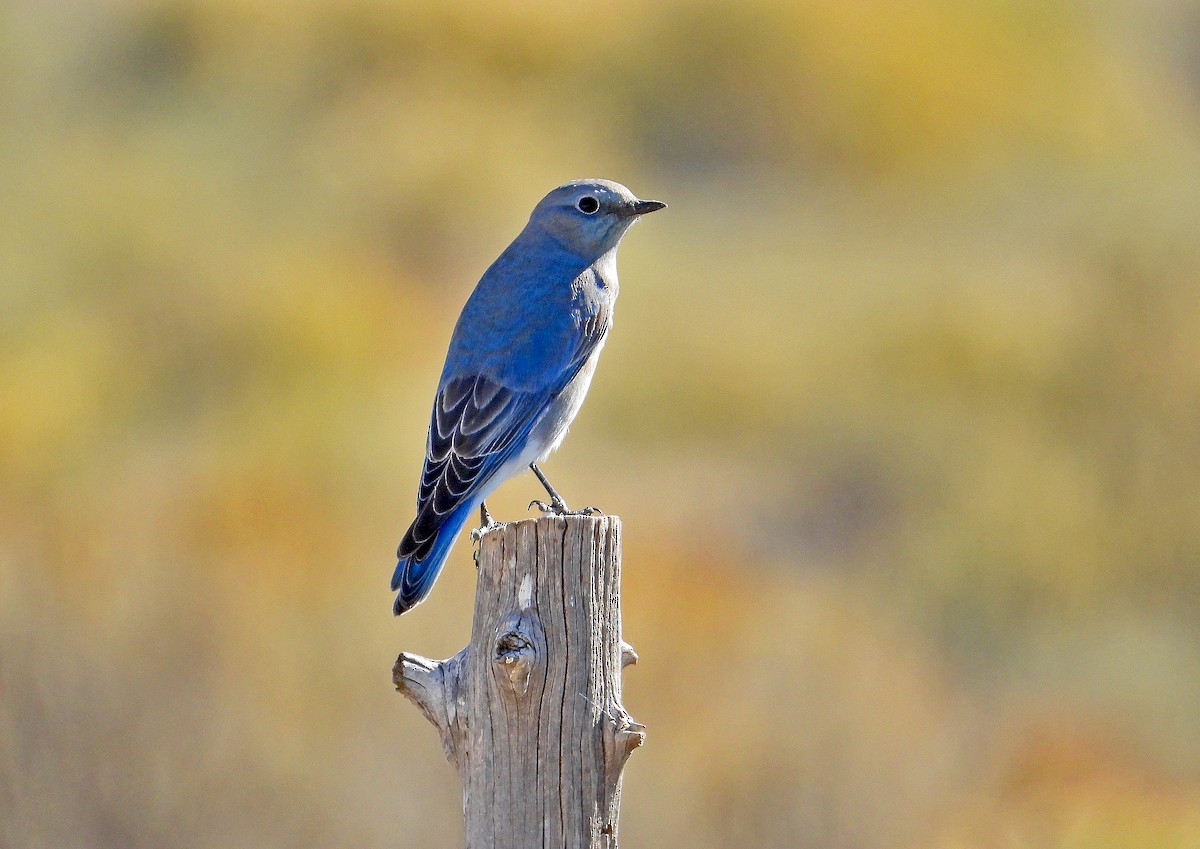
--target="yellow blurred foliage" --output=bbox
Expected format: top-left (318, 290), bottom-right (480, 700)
top-left (4, 0), bottom-right (1200, 846)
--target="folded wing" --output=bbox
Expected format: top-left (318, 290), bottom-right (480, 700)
top-left (395, 303), bottom-right (610, 570)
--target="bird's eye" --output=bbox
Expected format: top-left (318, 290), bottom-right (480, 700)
top-left (576, 195), bottom-right (600, 214)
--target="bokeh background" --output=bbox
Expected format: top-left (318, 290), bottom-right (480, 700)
top-left (4, 1), bottom-right (1200, 846)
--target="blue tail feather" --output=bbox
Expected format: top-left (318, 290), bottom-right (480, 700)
top-left (392, 503), bottom-right (473, 615)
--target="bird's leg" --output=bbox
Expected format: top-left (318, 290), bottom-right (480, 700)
top-left (528, 463), bottom-right (568, 513)
top-left (527, 463), bottom-right (603, 516)
top-left (470, 501), bottom-right (498, 543)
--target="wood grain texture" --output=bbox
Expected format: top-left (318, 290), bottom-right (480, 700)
top-left (394, 514), bottom-right (642, 849)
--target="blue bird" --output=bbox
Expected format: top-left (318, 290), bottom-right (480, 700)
top-left (391, 179), bottom-right (666, 615)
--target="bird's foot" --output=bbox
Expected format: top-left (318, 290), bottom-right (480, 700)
top-left (528, 498), bottom-right (603, 517)
top-left (527, 462), bottom-right (602, 517)
top-left (470, 527), bottom-right (490, 544)
top-left (471, 502), bottom-right (502, 543)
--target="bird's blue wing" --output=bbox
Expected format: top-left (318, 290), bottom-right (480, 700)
top-left (396, 305), bottom-right (609, 567)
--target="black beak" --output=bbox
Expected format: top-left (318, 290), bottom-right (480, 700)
top-left (630, 199), bottom-right (667, 216)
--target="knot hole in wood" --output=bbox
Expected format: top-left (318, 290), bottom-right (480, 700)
top-left (493, 611), bottom-right (540, 696)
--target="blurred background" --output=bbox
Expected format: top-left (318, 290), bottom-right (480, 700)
top-left (3, 0), bottom-right (1200, 846)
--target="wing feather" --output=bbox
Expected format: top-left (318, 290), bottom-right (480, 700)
top-left (397, 297), bottom-right (610, 562)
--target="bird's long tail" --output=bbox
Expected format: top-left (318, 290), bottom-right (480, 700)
top-left (391, 501), bottom-right (474, 615)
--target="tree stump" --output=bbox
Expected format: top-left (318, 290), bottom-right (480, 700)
top-left (393, 514), bottom-right (643, 849)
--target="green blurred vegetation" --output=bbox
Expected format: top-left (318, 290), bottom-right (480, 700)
top-left (4, 0), bottom-right (1200, 846)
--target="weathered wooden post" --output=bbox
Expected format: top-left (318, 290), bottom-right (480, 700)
top-left (393, 514), bottom-right (643, 848)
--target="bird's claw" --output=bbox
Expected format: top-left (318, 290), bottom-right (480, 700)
top-left (528, 499), bottom-right (604, 517)
top-left (472, 502), bottom-right (499, 542)
top-left (472, 520), bottom-right (505, 542)
top-left (527, 465), bottom-right (603, 516)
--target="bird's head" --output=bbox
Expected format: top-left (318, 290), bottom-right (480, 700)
top-left (526, 179), bottom-right (666, 258)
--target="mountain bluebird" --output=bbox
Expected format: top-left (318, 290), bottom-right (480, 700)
top-left (391, 179), bottom-right (666, 615)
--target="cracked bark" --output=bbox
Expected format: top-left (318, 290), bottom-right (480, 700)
top-left (394, 515), bottom-right (643, 849)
